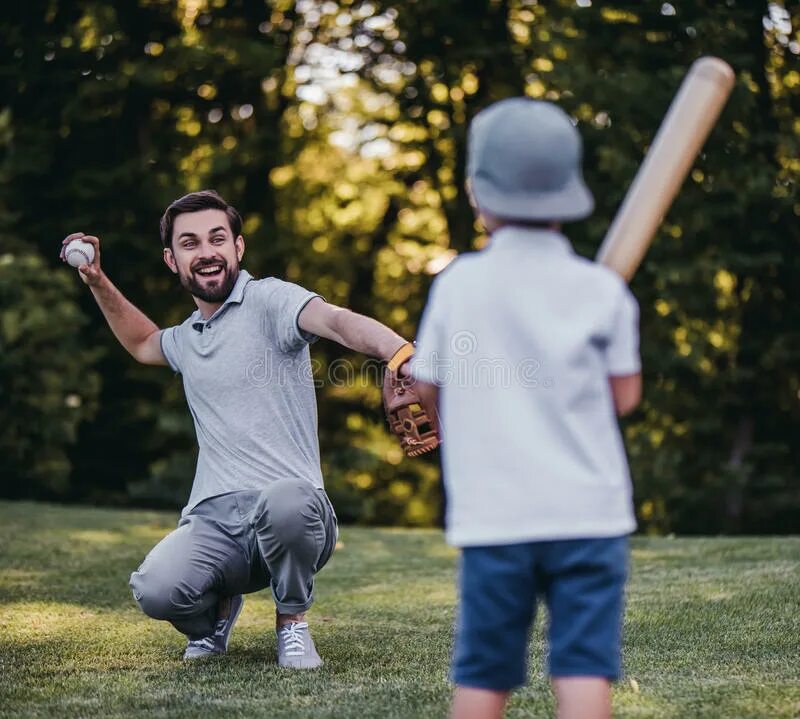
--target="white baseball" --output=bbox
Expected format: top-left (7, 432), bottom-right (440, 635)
top-left (65, 239), bottom-right (95, 268)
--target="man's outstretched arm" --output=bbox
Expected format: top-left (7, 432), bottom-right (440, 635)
top-left (298, 297), bottom-right (407, 361)
top-left (60, 232), bottom-right (167, 366)
top-left (301, 297), bottom-right (442, 454)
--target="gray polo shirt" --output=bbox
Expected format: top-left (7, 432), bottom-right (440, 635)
top-left (160, 270), bottom-right (324, 514)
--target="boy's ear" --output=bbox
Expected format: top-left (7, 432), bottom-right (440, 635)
top-left (163, 247), bottom-right (178, 274)
top-left (465, 178), bottom-right (478, 211)
top-left (465, 177), bottom-right (501, 233)
top-left (479, 210), bottom-right (502, 234)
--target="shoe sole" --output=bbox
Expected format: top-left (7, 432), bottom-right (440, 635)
top-left (183, 648), bottom-right (223, 660)
top-left (278, 658), bottom-right (323, 669)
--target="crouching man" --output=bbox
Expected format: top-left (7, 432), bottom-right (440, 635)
top-left (61, 190), bottom-right (411, 666)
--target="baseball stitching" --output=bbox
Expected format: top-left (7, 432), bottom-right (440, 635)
top-left (66, 249), bottom-right (91, 266)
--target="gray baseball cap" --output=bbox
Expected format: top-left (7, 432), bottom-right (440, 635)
top-left (467, 97), bottom-right (594, 222)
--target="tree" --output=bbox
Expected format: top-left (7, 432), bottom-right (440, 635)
top-left (1, 0), bottom-right (796, 532)
top-left (308, 0), bottom-right (800, 532)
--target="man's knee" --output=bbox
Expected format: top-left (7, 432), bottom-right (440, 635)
top-left (255, 478), bottom-right (321, 549)
top-left (130, 569), bottom-right (197, 620)
top-left (130, 569), bottom-right (174, 619)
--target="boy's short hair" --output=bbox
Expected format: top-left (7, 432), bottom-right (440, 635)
top-left (160, 190), bottom-right (242, 249)
top-left (467, 98), bottom-right (594, 223)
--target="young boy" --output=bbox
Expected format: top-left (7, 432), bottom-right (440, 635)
top-left (411, 98), bottom-right (642, 719)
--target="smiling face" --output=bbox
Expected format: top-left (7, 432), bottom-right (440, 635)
top-left (163, 209), bottom-right (245, 305)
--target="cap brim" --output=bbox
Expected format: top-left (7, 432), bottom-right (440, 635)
top-left (472, 172), bottom-right (595, 222)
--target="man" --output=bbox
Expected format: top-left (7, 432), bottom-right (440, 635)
top-left (61, 190), bottom-right (411, 667)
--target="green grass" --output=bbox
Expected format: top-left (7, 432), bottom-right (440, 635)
top-left (0, 501), bottom-right (798, 718)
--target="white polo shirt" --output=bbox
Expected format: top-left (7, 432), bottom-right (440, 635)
top-left (411, 226), bottom-right (640, 546)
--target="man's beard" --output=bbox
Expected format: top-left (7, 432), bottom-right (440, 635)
top-left (180, 260), bottom-right (239, 303)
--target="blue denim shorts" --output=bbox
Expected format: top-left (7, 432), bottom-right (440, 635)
top-left (452, 536), bottom-right (629, 691)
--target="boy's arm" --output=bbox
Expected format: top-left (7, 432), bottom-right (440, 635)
top-left (606, 284), bottom-right (641, 416)
top-left (609, 373), bottom-right (641, 416)
top-left (61, 232), bottom-right (167, 366)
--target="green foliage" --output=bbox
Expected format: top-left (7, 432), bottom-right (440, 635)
top-left (536, 0), bottom-right (800, 533)
top-left (307, 0), bottom-right (800, 532)
top-left (1, 1), bottom-right (797, 530)
top-left (0, 252), bottom-right (100, 497)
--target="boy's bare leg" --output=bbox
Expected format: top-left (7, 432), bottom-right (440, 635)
top-left (450, 687), bottom-right (509, 719)
top-left (552, 677), bottom-right (611, 719)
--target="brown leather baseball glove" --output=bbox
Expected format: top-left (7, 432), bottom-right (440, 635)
top-left (383, 342), bottom-right (441, 457)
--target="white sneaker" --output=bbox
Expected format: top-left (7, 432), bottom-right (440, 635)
top-left (183, 595), bottom-right (244, 660)
top-left (276, 621), bottom-right (323, 669)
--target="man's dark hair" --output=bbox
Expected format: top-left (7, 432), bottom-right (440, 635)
top-left (159, 190), bottom-right (243, 249)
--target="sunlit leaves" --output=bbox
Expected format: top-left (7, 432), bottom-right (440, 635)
top-left (599, 8), bottom-right (640, 25)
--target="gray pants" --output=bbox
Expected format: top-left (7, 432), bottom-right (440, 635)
top-left (129, 478), bottom-right (337, 639)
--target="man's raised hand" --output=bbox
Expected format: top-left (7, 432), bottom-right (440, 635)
top-left (61, 232), bottom-right (103, 286)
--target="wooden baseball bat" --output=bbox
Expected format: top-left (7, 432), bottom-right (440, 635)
top-left (596, 56), bottom-right (735, 282)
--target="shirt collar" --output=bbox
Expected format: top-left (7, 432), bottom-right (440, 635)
top-left (191, 269), bottom-right (252, 332)
top-left (487, 225), bottom-right (573, 255)
top-left (225, 268), bottom-right (252, 304)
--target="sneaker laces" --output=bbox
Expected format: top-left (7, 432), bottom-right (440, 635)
top-left (213, 598), bottom-right (234, 636)
top-left (187, 636), bottom-right (217, 652)
top-left (213, 615), bottom-right (229, 636)
top-left (279, 622), bottom-right (309, 656)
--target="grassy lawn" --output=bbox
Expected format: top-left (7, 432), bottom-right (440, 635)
top-left (0, 501), bottom-right (798, 718)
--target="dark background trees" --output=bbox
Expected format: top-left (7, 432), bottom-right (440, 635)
top-left (1, 0), bottom-right (797, 533)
